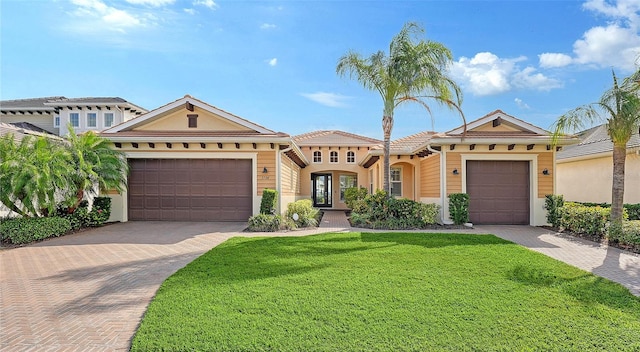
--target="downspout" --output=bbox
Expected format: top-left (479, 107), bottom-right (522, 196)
top-left (427, 145), bottom-right (451, 224)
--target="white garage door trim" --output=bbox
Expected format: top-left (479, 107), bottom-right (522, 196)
top-left (461, 154), bottom-right (539, 226)
top-left (122, 151), bottom-right (258, 222)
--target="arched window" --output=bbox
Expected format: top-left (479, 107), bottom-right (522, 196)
top-left (313, 151), bottom-right (322, 163)
top-left (346, 151), bottom-right (356, 163)
top-left (330, 151), bottom-right (338, 163)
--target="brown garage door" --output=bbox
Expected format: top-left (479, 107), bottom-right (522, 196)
top-left (466, 160), bottom-right (530, 225)
top-left (128, 159), bottom-right (252, 221)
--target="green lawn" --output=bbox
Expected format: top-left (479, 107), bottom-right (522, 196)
top-left (131, 232), bottom-right (640, 351)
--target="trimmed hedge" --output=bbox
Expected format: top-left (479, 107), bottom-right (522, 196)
top-left (544, 194), bottom-right (564, 227)
top-left (568, 201), bottom-right (640, 221)
top-left (558, 203), bottom-right (613, 238)
top-left (260, 189), bottom-right (278, 214)
top-left (448, 193), bottom-right (469, 225)
top-left (620, 221), bottom-right (640, 246)
top-left (0, 217), bottom-right (72, 245)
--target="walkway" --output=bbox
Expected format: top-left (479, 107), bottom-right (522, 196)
top-left (1, 217), bottom-right (639, 351)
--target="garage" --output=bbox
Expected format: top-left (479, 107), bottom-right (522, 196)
top-left (466, 160), bottom-right (530, 225)
top-left (128, 159), bottom-right (252, 221)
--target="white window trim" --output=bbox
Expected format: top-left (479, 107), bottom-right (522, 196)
top-left (339, 174), bottom-right (357, 202)
top-left (390, 167), bottom-right (402, 197)
top-left (346, 151), bottom-right (356, 164)
top-left (104, 112), bottom-right (115, 128)
top-left (329, 151), bottom-right (339, 164)
top-left (86, 112), bottom-right (98, 128)
top-left (69, 112), bottom-right (81, 128)
top-left (53, 116), bottom-right (60, 128)
top-left (313, 151), bottom-right (322, 163)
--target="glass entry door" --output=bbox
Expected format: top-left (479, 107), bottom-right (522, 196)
top-left (312, 173), bottom-right (332, 207)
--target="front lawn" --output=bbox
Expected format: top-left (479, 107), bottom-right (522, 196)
top-left (131, 232), bottom-right (640, 351)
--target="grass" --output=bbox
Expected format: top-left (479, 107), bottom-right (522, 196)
top-left (131, 232), bottom-right (640, 351)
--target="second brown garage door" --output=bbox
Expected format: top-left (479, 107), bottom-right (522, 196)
top-left (128, 159), bottom-right (252, 221)
top-left (466, 160), bottom-right (530, 225)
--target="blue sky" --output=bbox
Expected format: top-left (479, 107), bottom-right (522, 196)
top-left (2, 0), bottom-right (640, 139)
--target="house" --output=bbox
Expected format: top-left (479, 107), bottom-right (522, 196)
top-left (556, 124), bottom-right (640, 204)
top-left (0, 96), bottom-right (146, 136)
top-left (101, 96), bottom-right (573, 226)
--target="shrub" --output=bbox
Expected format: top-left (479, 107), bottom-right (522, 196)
top-left (348, 191), bottom-right (440, 229)
top-left (558, 203), bottom-right (611, 238)
top-left (448, 193), bottom-right (469, 225)
top-left (544, 194), bottom-right (564, 227)
top-left (344, 187), bottom-right (368, 209)
top-left (0, 216), bottom-right (72, 245)
top-left (247, 214), bottom-right (291, 232)
top-left (285, 199), bottom-right (319, 228)
top-left (260, 189), bottom-right (278, 214)
top-left (87, 196), bottom-right (111, 226)
top-left (625, 204), bottom-right (640, 221)
top-left (620, 221), bottom-right (640, 246)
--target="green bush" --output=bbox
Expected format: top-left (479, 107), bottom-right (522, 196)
top-left (0, 216), bottom-right (72, 245)
top-left (544, 194), bottom-right (564, 227)
top-left (620, 221), bottom-right (640, 246)
top-left (567, 202), bottom-right (640, 221)
top-left (344, 187), bottom-right (368, 209)
top-left (558, 203), bottom-right (612, 238)
top-left (348, 191), bottom-right (440, 229)
top-left (247, 214), bottom-right (292, 232)
top-left (448, 193), bottom-right (469, 225)
top-left (285, 199), bottom-right (319, 228)
top-left (87, 196), bottom-right (111, 226)
top-left (260, 189), bottom-right (278, 214)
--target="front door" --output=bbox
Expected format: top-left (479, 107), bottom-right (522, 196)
top-left (312, 173), bottom-right (332, 207)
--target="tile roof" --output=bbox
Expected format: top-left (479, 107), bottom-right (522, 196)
top-left (0, 96), bottom-right (65, 110)
top-left (0, 122), bottom-right (61, 141)
top-left (293, 130), bottom-right (382, 146)
top-left (557, 124), bottom-right (640, 159)
top-left (100, 130), bottom-right (288, 138)
top-left (389, 131), bottom-right (437, 153)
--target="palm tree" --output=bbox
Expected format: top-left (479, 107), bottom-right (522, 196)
top-left (336, 22), bottom-right (464, 195)
top-left (551, 69), bottom-right (640, 235)
top-left (64, 126), bottom-right (129, 212)
top-left (0, 134), bottom-right (74, 217)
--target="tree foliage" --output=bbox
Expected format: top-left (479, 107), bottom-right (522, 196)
top-left (337, 22), bottom-right (464, 195)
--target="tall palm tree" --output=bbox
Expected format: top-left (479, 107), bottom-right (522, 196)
top-left (64, 126), bottom-right (129, 212)
top-left (336, 22), bottom-right (464, 195)
top-left (552, 69), bottom-right (640, 235)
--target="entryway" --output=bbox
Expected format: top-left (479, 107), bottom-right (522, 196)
top-left (312, 173), bottom-right (332, 207)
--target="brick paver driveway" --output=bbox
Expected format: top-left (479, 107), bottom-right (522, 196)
top-left (0, 221), bottom-right (247, 352)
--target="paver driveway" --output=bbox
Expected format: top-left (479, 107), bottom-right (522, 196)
top-left (0, 221), bottom-right (247, 352)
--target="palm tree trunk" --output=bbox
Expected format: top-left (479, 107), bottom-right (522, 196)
top-left (382, 114), bottom-right (393, 195)
top-left (610, 143), bottom-right (626, 236)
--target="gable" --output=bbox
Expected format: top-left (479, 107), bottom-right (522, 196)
top-left (294, 130), bottom-right (381, 147)
top-left (135, 106), bottom-right (253, 132)
top-left (470, 120), bottom-right (523, 133)
top-left (447, 110), bottom-right (548, 136)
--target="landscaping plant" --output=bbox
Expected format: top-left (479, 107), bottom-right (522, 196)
top-left (448, 193), bottom-right (469, 225)
top-left (260, 188), bottom-right (278, 214)
top-left (285, 199), bottom-right (319, 228)
top-left (544, 194), bottom-right (564, 227)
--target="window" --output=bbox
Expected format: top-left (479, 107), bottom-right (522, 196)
top-left (346, 151), bottom-right (355, 163)
top-left (369, 169), bottom-right (374, 194)
top-left (330, 151), bottom-right (338, 163)
top-left (188, 114), bottom-right (198, 128)
top-left (104, 113), bottom-right (114, 127)
top-left (340, 174), bottom-right (357, 202)
top-left (390, 167), bottom-right (402, 197)
top-left (54, 116), bottom-right (60, 128)
top-left (70, 113), bottom-right (80, 127)
top-left (87, 113), bottom-right (97, 128)
top-left (313, 151), bottom-right (322, 163)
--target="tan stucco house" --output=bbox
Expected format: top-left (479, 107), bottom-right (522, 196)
top-left (99, 96), bottom-right (571, 226)
top-left (557, 124), bottom-right (640, 204)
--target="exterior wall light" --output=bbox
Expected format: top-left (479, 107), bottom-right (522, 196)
top-left (263, 167), bottom-right (268, 173)
top-left (452, 169), bottom-right (459, 175)
top-left (542, 168), bottom-right (550, 175)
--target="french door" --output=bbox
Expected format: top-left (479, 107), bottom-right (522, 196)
top-left (312, 173), bottom-right (332, 207)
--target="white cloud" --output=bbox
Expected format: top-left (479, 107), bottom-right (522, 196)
top-left (538, 0), bottom-right (640, 72)
top-left (184, 8), bottom-right (195, 15)
top-left (193, 0), bottom-right (217, 9)
top-left (69, 0), bottom-right (146, 33)
top-left (572, 24), bottom-right (640, 71)
top-left (300, 92), bottom-right (351, 108)
top-left (451, 52), bottom-right (561, 96)
top-left (126, 0), bottom-right (175, 6)
top-left (268, 58), bottom-right (277, 66)
top-left (261, 23), bottom-right (277, 30)
top-left (538, 53), bottom-right (573, 68)
top-left (514, 98), bottom-right (530, 110)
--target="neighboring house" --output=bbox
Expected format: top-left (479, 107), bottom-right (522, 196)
top-left (0, 96), bottom-right (146, 136)
top-left (557, 124), bottom-right (640, 204)
top-left (100, 97), bottom-right (573, 226)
